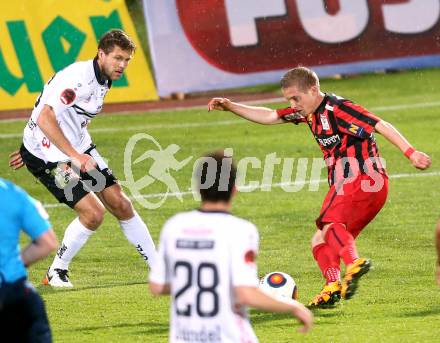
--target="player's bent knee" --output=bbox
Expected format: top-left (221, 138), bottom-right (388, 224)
top-left (311, 230), bottom-right (325, 248)
top-left (80, 205), bottom-right (106, 229)
top-left (110, 196), bottom-right (134, 220)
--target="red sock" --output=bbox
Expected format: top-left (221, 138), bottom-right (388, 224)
top-left (324, 223), bottom-right (359, 266)
top-left (312, 243), bottom-right (340, 284)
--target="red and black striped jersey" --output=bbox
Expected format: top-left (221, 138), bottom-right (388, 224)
top-left (276, 93), bottom-right (387, 186)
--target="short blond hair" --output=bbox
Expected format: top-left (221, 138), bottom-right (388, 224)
top-left (280, 67), bottom-right (319, 92)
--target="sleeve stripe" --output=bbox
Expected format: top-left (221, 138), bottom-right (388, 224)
top-left (72, 105), bottom-right (96, 118)
top-left (336, 116), bottom-right (354, 131)
top-left (337, 102), bottom-right (378, 127)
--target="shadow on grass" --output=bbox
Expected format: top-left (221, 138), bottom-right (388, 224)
top-left (251, 306), bottom-right (341, 326)
top-left (36, 281), bottom-right (147, 294)
top-left (250, 311), bottom-right (290, 325)
top-left (310, 309), bottom-right (343, 318)
top-left (67, 321), bottom-right (168, 335)
top-left (397, 305), bottom-right (440, 318)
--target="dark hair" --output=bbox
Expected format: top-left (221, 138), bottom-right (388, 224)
top-left (98, 29), bottom-right (136, 54)
top-left (280, 66), bottom-right (319, 92)
top-left (196, 151), bottom-right (236, 202)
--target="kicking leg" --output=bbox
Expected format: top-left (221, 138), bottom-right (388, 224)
top-left (97, 184), bottom-right (157, 268)
top-left (323, 223), bottom-right (370, 299)
top-left (309, 230), bottom-right (342, 307)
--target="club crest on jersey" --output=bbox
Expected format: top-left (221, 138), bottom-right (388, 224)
top-left (60, 89), bottom-right (76, 105)
top-left (320, 114), bottom-right (330, 130)
top-left (244, 250), bottom-right (256, 264)
top-left (349, 123), bottom-right (365, 137)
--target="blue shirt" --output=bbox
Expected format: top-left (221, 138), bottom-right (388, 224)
top-left (0, 179), bottom-right (51, 283)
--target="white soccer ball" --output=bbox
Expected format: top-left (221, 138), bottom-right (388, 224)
top-left (259, 271), bottom-right (298, 300)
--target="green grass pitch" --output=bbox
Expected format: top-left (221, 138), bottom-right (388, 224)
top-left (1, 68), bottom-right (440, 342)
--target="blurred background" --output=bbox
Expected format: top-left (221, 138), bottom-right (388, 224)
top-left (2, 2), bottom-right (440, 342)
top-left (1, 0), bottom-right (439, 115)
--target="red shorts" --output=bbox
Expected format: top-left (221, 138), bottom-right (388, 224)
top-left (316, 173), bottom-right (388, 238)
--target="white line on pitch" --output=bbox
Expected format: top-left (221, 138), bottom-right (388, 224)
top-left (2, 100), bottom-right (440, 139)
top-left (42, 171), bottom-right (440, 209)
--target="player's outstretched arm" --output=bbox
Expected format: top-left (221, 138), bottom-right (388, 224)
top-left (235, 286), bottom-right (313, 333)
top-left (375, 120), bottom-right (431, 170)
top-left (207, 97), bottom-right (284, 125)
top-left (21, 229), bottom-right (58, 268)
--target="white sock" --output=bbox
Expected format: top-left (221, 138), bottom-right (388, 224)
top-left (51, 217), bottom-right (94, 270)
top-left (119, 212), bottom-right (157, 268)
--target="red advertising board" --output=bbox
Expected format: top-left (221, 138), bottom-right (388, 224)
top-left (176, 0), bottom-right (440, 73)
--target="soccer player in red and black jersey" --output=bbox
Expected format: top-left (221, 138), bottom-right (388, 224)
top-left (208, 67), bottom-right (431, 307)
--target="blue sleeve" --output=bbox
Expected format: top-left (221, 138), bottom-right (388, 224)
top-left (16, 186), bottom-right (51, 240)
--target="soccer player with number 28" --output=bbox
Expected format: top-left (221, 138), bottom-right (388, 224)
top-left (208, 67), bottom-right (431, 307)
top-left (149, 151), bottom-right (312, 342)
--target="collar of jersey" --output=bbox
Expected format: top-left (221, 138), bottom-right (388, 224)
top-left (313, 93), bottom-right (329, 115)
top-left (197, 208), bottom-right (231, 215)
top-left (93, 57), bottom-right (112, 87)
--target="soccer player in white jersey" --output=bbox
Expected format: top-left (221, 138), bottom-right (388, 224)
top-left (8, 29), bottom-right (157, 288)
top-left (149, 151), bottom-right (312, 342)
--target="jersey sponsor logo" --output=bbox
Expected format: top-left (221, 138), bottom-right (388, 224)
top-left (349, 123), bottom-right (365, 137)
top-left (176, 239), bottom-right (215, 250)
top-left (316, 134), bottom-right (341, 147)
top-left (60, 88), bottom-right (76, 105)
top-left (320, 114), bottom-right (330, 130)
top-left (244, 250), bottom-right (256, 263)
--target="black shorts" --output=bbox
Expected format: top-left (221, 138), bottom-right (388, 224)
top-left (20, 144), bottom-right (118, 208)
top-left (0, 278), bottom-right (52, 343)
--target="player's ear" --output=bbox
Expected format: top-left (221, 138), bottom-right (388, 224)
top-left (97, 49), bottom-right (105, 60)
top-left (310, 85), bottom-right (318, 96)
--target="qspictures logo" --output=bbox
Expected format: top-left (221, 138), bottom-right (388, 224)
top-left (121, 133), bottom-right (193, 209)
top-left (120, 134), bottom-right (387, 209)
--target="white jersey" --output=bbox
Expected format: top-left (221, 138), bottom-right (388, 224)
top-left (23, 59), bottom-right (111, 162)
top-left (150, 210), bottom-right (260, 343)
